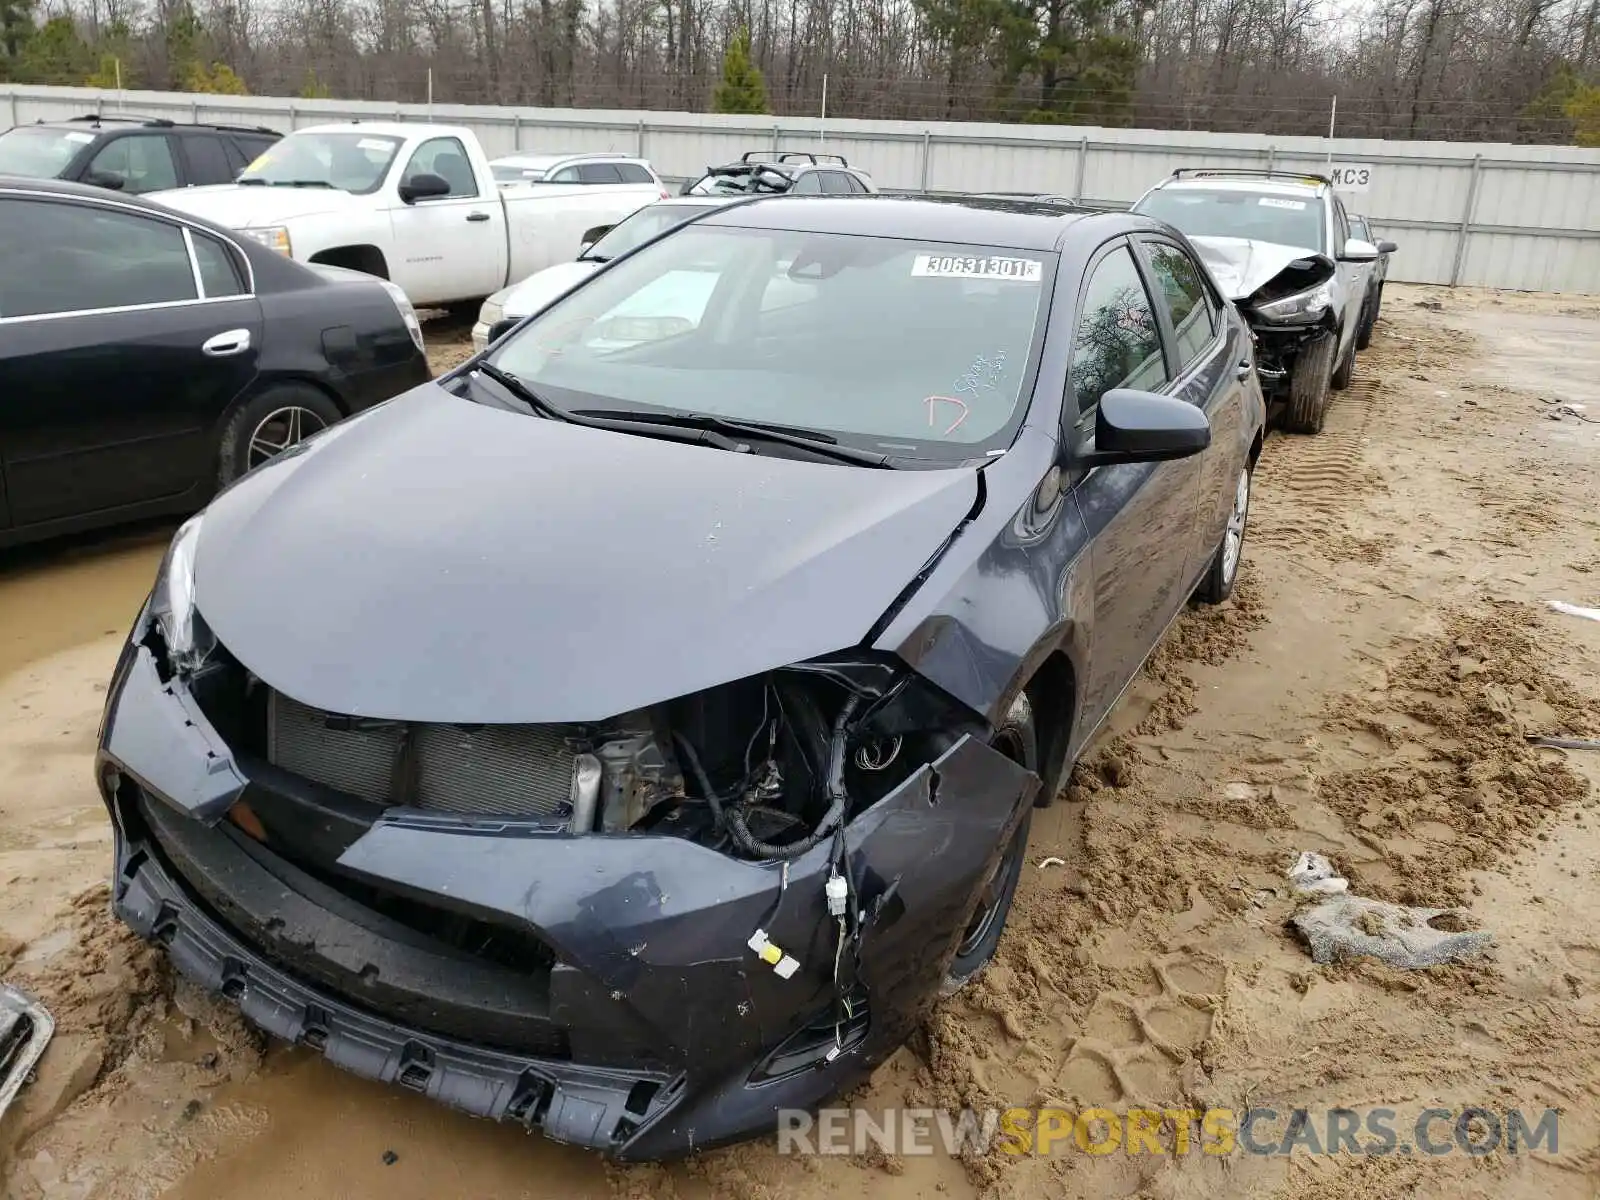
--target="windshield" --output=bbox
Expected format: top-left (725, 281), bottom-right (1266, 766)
top-left (239, 131), bottom-right (402, 194)
top-left (489, 224), bottom-right (1050, 462)
top-left (492, 162), bottom-right (548, 183)
top-left (1137, 187), bottom-right (1326, 253)
top-left (0, 127), bottom-right (94, 178)
top-left (584, 203), bottom-right (717, 260)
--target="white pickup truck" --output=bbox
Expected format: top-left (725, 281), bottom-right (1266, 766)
top-left (149, 122), bottom-right (667, 308)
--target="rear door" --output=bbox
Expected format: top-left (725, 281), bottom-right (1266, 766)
top-left (1065, 239), bottom-right (1195, 733)
top-left (0, 195), bottom-right (262, 527)
top-left (179, 133), bottom-right (238, 187)
top-left (1135, 234), bottom-right (1246, 588)
top-left (1330, 196), bottom-right (1368, 357)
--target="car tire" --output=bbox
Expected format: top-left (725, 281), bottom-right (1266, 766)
top-left (1355, 293), bottom-right (1375, 350)
top-left (1330, 328), bottom-right (1356, 391)
top-left (1283, 330), bottom-right (1336, 434)
top-left (1195, 464), bottom-right (1251, 605)
top-left (217, 384), bottom-right (343, 488)
top-left (940, 692), bottom-right (1037, 997)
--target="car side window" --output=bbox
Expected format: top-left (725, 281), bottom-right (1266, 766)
top-left (0, 198), bottom-right (198, 318)
top-left (616, 163), bottom-right (653, 183)
top-left (192, 231), bottom-right (246, 298)
top-left (844, 173), bottom-right (869, 194)
top-left (547, 166), bottom-right (579, 183)
top-left (577, 162), bottom-right (624, 184)
top-left (1142, 239), bottom-right (1218, 372)
top-left (789, 171), bottom-right (823, 194)
top-left (183, 134), bottom-right (234, 185)
top-left (1348, 215), bottom-right (1368, 242)
top-left (85, 134), bottom-right (178, 193)
top-left (1069, 242), bottom-right (1168, 418)
top-left (1332, 199), bottom-right (1350, 249)
top-left (402, 136), bottom-right (477, 198)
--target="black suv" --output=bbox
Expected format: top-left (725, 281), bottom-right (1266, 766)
top-left (0, 114), bottom-right (280, 195)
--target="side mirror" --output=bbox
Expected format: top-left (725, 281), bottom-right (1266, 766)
top-left (1377, 240), bottom-right (1398, 255)
top-left (398, 172), bottom-right (452, 204)
top-left (1339, 237), bottom-right (1380, 263)
top-left (1077, 389), bottom-right (1210, 468)
top-left (487, 317), bottom-right (519, 345)
top-left (84, 171), bottom-right (127, 191)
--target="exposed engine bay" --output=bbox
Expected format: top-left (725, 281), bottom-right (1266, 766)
top-left (1239, 253), bottom-right (1340, 397)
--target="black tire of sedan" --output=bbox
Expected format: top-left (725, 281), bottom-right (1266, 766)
top-left (1283, 331), bottom-right (1336, 434)
top-left (1195, 465), bottom-right (1251, 605)
top-left (217, 384), bottom-right (344, 488)
top-left (941, 692), bottom-right (1037, 997)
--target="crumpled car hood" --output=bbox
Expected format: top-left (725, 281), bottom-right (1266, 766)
top-left (149, 183), bottom-right (363, 227)
top-left (1189, 235), bottom-right (1328, 301)
top-left (192, 385), bottom-right (979, 724)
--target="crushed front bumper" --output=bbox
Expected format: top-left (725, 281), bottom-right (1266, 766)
top-left (97, 638), bottom-right (1038, 1159)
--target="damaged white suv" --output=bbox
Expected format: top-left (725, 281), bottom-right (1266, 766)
top-left (1133, 169), bottom-right (1379, 434)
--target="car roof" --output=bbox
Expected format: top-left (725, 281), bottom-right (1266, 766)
top-left (493, 151), bottom-right (647, 169)
top-left (22, 114), bottom-right (279, 136)
top-left (295, 121), bottom-right (448, 139)
top-left (1156, 173), bottom-right (1327, 199)
top-left (698, 193), bottom-right (1107, 251)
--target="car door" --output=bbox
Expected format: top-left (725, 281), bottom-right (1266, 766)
top-left (387, 136), bottom-right (502, 303)
top-left (1135, 234), bottom-right (1250, 590)
top-left (1330, 197), bottom-right (1367, 357)
top-left (78, 132), bottom-right (182, 194)
top-left (1065, 239), bottom-right (1198, 735)
top-left (179, 133), bottom-right (238, 188)
top-left (0, 195), bottom-right (262, 528)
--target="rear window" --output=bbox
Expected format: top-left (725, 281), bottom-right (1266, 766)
top-left (1136, 187), bottom-right (1327, 254)
top-left (493, 163), bottom-right (546, 182)
top-left (0, 126), bottom-right (94, 178)
top-left (577, 162), bottom-right (623, 184)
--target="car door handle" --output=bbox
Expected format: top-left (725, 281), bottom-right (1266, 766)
top-left (202, 329), bottom-right (252, 357)
top-left (466, 211), bottom-right (491, 222)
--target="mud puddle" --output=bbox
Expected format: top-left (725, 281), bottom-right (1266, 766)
top-left (4, 285), bottom-right (1600, 1199)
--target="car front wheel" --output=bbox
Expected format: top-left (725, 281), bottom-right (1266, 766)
top-left (940, 692), bottom-right (1037, 996)
top-left (1283, 330), bottom-right (1336, 434)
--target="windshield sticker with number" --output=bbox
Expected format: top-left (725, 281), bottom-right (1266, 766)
top-left (912, 254), bottom-right (1042, 282)
top-left (1258, 198), bottom-right (1307, 210)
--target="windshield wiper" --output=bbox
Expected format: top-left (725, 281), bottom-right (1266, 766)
top-left (468, 364), bottom-right (753, 453)
top-left (237, 178), bottom-right (334, 188)
top-left (574, 410), bottom-right (893, 468)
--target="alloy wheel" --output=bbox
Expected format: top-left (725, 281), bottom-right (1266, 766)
top-left (247, 406), bottom-right (328, 470)
top-left (1222, 468), bottom-right (1250, 585)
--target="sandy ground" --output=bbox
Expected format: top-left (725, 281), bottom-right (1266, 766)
top-left (2, 286), bottom-right (1599, 1199)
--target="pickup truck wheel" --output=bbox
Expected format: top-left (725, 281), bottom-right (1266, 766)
top-left (1283, 330), bottom-right (1336, 434)
top-left (217, 384), bottom-right (343, 487)
top-left (941, 692), bottom-right (1037, 997)
top-left (1195, 465), bottom-right (1251, 605)
top-left (1331, 328), bottom-right (1356, 391)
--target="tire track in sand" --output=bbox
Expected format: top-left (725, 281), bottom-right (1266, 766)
top-left (1251, 377), bottom-right (1382, 556)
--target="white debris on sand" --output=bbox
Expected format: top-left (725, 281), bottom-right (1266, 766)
top-left (1284, 852), bottom-right (1492, 968)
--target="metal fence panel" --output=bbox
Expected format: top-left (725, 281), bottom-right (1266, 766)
top-left (5, 83), bottom-right (1598, 293)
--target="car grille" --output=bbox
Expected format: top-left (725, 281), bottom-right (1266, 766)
top-left (266, 691), bottom-right (578, 818)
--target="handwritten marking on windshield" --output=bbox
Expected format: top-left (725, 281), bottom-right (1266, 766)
top-left (925, 396), bottom-right (970, 435)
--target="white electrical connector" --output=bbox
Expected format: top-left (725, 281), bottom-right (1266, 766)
top-left (826, 872), bottom-right (848, 917)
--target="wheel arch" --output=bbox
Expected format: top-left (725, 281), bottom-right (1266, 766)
top-left (308, 244), bottom-right (390, 280)
top-left (1010, 648), bottom-right (1080, 807)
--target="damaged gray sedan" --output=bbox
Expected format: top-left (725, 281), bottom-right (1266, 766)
top-left (95, 194), bottom-right (1264, 1159)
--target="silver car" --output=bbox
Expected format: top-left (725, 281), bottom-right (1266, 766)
top-left (1132, 169), bottom-right (1379, 435)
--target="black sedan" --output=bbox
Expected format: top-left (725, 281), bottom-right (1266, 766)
top-left (0, 176), bottom-right (431, 549)
top-left (95, 195), bottom-right (1265, 1159)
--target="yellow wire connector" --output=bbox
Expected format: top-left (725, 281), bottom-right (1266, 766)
top-left (747, 929), bottom-right (799, 979)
